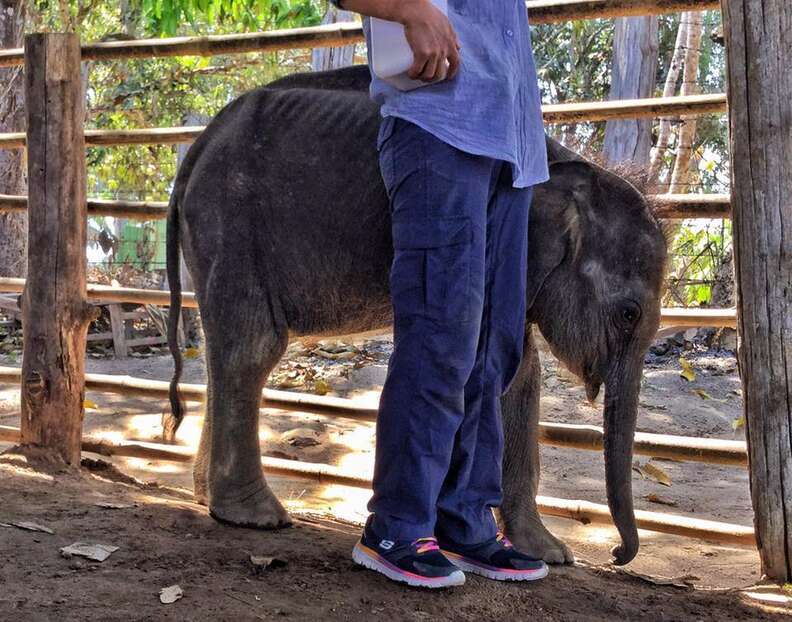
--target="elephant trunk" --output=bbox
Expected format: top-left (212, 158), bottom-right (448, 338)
top-left (602, 354), bottom-right (642, 565)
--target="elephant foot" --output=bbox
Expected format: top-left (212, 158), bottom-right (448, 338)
top-left (209, 485), bottom-right (292, 530)
top-left (507, 516), bottom-right (575, 565)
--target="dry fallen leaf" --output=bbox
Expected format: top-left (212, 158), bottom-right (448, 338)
top-left (94, 502), bottom-right (134, 510)
top-left (315, 349), bottom-right (357, 361)
top-left (643, 461), bottom-right (673, 487)
top-left (249, 555), bottom-right (287, 574)
top-left (732, 415), bottom-right (746, 431)
top-left (183, 347), bottom-right (200, 359)
top-left (11, 521), bottom-right (54, 534)
top-left (622, 568), bottom-right (697, 589)
top-left (645, 493), bottom-right (678, 507)
top-left (83, 399), bottom-right (99, 410)
top-left (60, 542), bottom-right (119, 562)
top-left (159, 584), bottom-right (184, 604)
top-left (679, 357), bottom-right (696, 382)
top-left (313, 378), bottom-right (330, 395)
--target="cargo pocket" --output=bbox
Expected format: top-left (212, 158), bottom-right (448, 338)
top-left (390, 215), bottom-right (474, 324)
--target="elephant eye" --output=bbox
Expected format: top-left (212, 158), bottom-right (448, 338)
top-left (620, 301), bottom-right (641, 325)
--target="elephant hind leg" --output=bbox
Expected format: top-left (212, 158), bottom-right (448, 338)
top-left (197, 277), bottom-right (291, 529)
top-left (500, 326), bottom-right (574, 564)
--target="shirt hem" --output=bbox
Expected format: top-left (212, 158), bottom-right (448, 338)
top-left (380, 110), bottom-right (549, 189)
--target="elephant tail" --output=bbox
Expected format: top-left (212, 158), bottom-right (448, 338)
top-left (164, 190), bottom-right (186, 442)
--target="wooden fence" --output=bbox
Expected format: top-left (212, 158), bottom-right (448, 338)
top-left (0, 0), bottom-right (755, 551)
top-left (0, 0), bottom-right (722, 68)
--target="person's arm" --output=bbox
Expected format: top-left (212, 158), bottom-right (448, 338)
top-left (331, 0), bottom-right (460, 82)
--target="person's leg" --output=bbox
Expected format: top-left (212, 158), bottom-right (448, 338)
top-left (435, 165), bottom-right (534, 545)
top-left (367, 118), bottom-right (498, 541)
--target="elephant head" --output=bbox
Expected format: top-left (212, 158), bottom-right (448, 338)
top-left (526, 140), bottom-right (670, 565)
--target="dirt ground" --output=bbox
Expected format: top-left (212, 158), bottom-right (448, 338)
top-left (0, 452), bottom-right (787, 622)
top-left (1, 328), bottom-right (790, 620)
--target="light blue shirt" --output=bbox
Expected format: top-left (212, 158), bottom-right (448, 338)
top-left (354, 1), bottom-right (549, 188)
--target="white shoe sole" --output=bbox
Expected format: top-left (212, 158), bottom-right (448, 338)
top-left (443, 551), bottom-right (549, 582)
top-left (352, 542), bottom-right (466, 589)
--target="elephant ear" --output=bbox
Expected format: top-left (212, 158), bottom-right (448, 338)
top-left (525, 160), bottom-right (598, 316)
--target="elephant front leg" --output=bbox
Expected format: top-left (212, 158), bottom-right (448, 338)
top-left (500, 325), bottom-right (574, 564)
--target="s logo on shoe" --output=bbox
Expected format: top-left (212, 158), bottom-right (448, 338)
top-left (379, 540), bottom-right (395, 550)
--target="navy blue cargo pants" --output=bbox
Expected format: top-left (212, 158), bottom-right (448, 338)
top-left (369, 117), bottom-right (534, 545)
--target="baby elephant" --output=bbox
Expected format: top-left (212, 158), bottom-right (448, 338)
top-left (166, 65), bottom-right (668, 566)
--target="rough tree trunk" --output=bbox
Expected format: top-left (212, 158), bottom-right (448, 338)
top-left (722, 0), bottom-right (792, 581)
top-left (649, 15), bottom-right (689, 186)
top-left (20, 34), bottom-right (90, 465)
top-left (311, 7), bottom-right (356, 71)
top-left (668, 11), bottom-right (704, 194)
top-left (602, 16), bottom-right (659, 165)
top-left (0, 0), bottom-right (27, 277)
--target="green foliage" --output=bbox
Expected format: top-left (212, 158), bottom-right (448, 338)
top-left (26, 0), bottom-right (323, 35)
top-left (665, 220), bottom-right (732, 307)
top-left (136, 0), bottom-right (322, 36)
top-left (532, 19), bottom-right (613, 152)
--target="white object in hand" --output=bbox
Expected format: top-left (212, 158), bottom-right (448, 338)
top-left (370, 0), bottom-right (450, 91)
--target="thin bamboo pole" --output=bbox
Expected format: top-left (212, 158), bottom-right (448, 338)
top-left (0, 423), bottom-right (754, 545)
top-left (0, 1), bottom-right (721, 68)
top-left (0, 193), bottom-right (732, 220)
top-left (0, 366), bottom-right (748, 466)
top-left (0, 95), bottom-right (727, 151)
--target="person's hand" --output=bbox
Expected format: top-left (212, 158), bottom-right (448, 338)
top-left (398, 0), bottom-right (461, 82)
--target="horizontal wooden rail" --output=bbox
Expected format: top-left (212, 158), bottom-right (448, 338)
top-left (534, 495), bottom-right (754, 546)
top-left (0, 423), bottom-right (754, 545)
top-left (0, 22), bottom-right (365, 68)
top-left (0, 95), bottom-right (727, 151)
top-left (542, 93), bottom-right (726, 124)
top-left (0, 1), bottom-right (721, 68)
top-left (660, 307), bottom-right (735, 328)
top-left (0, 366), bottom-right (747, 466)
top-left (651, 193), bottom-right (731, 219)
top-left (0, 193), bottom-right (732, 221)
top-left (0, 277), bottom-right (737, 327)
top-left (0, 194), bottom-right (170, 220)
top-left (0, 277), bottom-right (197, 308)
top-left (524, 0), bottom-right (721, 24)
top-left (540, 422), bottom-right (747, 467)
top-left (0, 127), bottom-right (205, 150)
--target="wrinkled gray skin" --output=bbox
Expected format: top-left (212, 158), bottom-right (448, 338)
top-left (166, 65), bottom-right (668, 566)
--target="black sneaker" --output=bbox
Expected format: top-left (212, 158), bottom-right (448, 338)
top-left (439, 531), bottom-right (548, 581)
top-left (352, 518), bottom-right (465, 588)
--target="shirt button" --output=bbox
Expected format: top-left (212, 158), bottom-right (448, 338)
top-left (505, 29), bottom-right (514, 37)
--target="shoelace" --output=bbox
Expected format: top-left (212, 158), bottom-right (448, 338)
top-left (496, 531), bottom-right (513, 549)
top-left (413, 536), bottom-right (440, 554)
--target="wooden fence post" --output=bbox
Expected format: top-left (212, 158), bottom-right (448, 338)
top-left (721, 1), bottom-right (792, 581)
top-left (108, 304), bottom-right (128, 358)
top-left (20, 33), bottom-right (91, 465)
